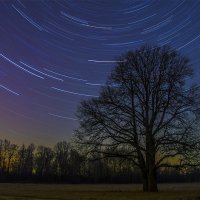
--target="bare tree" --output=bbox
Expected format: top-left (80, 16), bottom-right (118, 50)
top-left (54, 141), bottom-right (84, 181)
top-left (54, 141), bottom-right (71, 179)
top-left (35, 146), bottom-right (54, 179)
top-left (17, 144), bottom-right (35, 179)
top-left (0, 140), bottom-right (18, 176)
top-left (75, 45), bottom-right (200, 192)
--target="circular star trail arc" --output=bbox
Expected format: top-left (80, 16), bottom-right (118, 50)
top-left (0, 0), bottom-right (199, 145)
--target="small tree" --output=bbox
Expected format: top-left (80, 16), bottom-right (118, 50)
top-left (35, 146), bottom-right (54, 179)
top-left (54, 141), bottom-right (71, 179)
top-left (17, 144), bottom-right (35, 179)
top-left (75, 45), bottom-right (200, 192)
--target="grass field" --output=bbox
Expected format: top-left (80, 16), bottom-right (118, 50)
top-left (0, 183), bottom-right (200, 200)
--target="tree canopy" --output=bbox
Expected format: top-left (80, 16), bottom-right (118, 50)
top-left (75, 45), bottom-right (200, 192)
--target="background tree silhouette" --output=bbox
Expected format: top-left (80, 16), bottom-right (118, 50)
top-left (17, 143), bottom-right (35, 179)
top-left (35, 146), bottom-right (54, 181)
top-left (75, 45), bottom-right (200, 192)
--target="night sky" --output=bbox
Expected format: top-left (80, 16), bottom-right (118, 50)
top-left (0, 0), bottom-right (199, 146)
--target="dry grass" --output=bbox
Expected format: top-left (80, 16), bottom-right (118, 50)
top-left (0, 183), bottom-right (200, 200)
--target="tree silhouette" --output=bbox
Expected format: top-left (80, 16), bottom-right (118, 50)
top-left (17, 144), bottom-right (35, 179)
top-left (54, 141), bottom-right (71, 180)
top-left (75, 45), bottom-right (200, 192)
top-left (35, 146), bottom-right (54, 180)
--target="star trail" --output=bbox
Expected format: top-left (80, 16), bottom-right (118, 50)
top-left (0, 0), bottom-right (199, 145)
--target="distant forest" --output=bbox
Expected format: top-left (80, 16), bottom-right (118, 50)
top-left (0, 139), bottom-right (199, 183)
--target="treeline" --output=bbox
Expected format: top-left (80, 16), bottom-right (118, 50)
top-left (0, 139), bottom-right (200, 183)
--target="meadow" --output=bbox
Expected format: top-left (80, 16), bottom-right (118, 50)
top-left (0, 183), bottom-right (200, 200)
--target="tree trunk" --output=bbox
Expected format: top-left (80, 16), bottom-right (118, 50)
top-left (142, 170), bottom-right (158, 192)
top-left (148, 168), bottom-right (158, 192)
top-left (142, 174), bottom-right (148, 192)
top-left (145, 128), bottom-right (158, 192)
